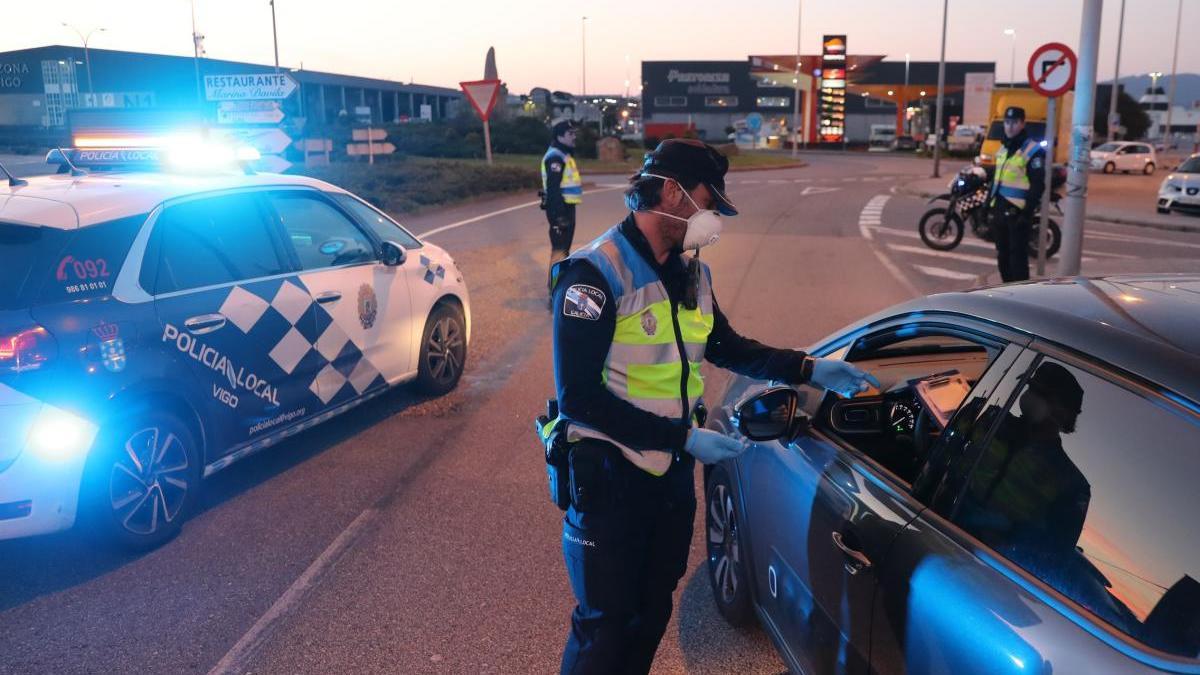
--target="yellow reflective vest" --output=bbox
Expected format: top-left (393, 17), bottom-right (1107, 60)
top-left (991, 138), bottom-right (1043, 210)
top-left (542, 147), bottom-right (583, 205)
top-left (548, 225), bottom-right (713, 475)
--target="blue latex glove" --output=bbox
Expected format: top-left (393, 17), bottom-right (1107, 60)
top-left (810, 358), bottom-right (882, 398)
top-left (685, 428), bottom-right (749, 464)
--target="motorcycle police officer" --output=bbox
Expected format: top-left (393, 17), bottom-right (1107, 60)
top-left (988, 106), bottom-right (1046, 282)
top-left (542, 118), bottom-right (583, 291)
top-left (545, 139), bottom-right (879, 674)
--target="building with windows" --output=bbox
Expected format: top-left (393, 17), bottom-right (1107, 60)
top-left (0, 45), bottom-right (462, 144)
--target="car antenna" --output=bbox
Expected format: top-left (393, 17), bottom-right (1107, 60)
top-left (0, 159), bottom-right (27, 187)
top-left (55, 147), bottom-right (88, 177)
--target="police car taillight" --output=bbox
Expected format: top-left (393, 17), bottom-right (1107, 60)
top-left (0, 326), bottom-right (56, 373)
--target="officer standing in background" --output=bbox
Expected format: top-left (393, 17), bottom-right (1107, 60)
top-left (541, 119), bottom-right (583, 293)
top-left (988, 106), bottom-right (1046, 282)
top-left (546, 139), bottom-right (879, 673)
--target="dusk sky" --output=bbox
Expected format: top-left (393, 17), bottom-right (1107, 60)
top-left (6, 0), bottom-right (1198, 95)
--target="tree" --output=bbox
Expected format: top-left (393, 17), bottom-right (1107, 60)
top-left (1094, 85), bottom-right (1151, 141)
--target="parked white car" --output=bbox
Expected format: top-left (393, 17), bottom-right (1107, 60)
top-left (1157, 153), bottom-right (1200, 215)
top-left (1090, 141), bottom-right (1158, 175)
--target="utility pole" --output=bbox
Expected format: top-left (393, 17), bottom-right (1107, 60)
top-left (932, 0), bottom-right (949, 178)
top-left (791, 0), bottom-right (802, 157)
top-left (1164, 0), bottom-right (1183, 150)
top-left (903, 52), bottom-right (910, 135)
top-left (1106, 0), bottom-right (1125, 142)
top-left (62, 23), bottom-right (104, 99)
top-left (270, 0), bottom-right (280, 73)
top-left (1059, 0), bottom-right (1104, 277)
top-left (1004, 28), bottom-right (1016, 87)
top-left (191, 0), bottom-right (204, 104)
top-left (581, 16), bottom-right (587, 96)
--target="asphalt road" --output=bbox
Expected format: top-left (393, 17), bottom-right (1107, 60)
top-left (2, 153), bottom-right (1199, 675)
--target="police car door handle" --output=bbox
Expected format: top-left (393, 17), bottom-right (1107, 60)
top-left (315, 291), bottom-right (342, 305)
top-left (831, 531), bottom-right (872, 574)
top-left (184, 314), bottom-right (227, 335)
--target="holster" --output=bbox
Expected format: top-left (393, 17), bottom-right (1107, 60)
top-left (535, 399), bottom-right (572, 511)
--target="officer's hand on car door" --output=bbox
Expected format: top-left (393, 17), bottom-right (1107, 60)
top-left (685, 428), bottom-right (750, 464)
top-left (810, 357), bottom-right (882, 398)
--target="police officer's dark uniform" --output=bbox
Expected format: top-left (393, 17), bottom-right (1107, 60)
top-left (989, 106), bottom-right (1046, 282)
top-left (542, 119), bottom-right (583, 290)
top-left (543, 140), bottom-right (862, 674)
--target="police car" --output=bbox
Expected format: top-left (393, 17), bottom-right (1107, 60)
top-left (0, 143), bottom-right (470, 548)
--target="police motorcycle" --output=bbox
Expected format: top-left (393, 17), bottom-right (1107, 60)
top-left (918, 163), bottom-right (1065, 257)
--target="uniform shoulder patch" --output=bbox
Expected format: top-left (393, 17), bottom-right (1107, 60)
top-left (563, 284), bottom-right (606, 320)
top-left (1030, 155), bottom-right (1044, 170)
top-left (549, 161), bottom-right (563, 173)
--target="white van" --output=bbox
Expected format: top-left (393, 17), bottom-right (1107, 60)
top-left (869, 125), bottom-right (896, 152)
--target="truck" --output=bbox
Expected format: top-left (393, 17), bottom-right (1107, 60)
top-left (868, 124), bottom-right (896, 152)
top-left (978, 87), bottom-right (1072, 166)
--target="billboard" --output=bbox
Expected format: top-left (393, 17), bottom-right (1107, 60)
top-left (963, 72), bottom-right (995, 127)
top-left (820, 35), bottom-right (847, 142)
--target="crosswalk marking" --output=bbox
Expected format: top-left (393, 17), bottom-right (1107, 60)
top-left (1086, 230), bottom-right (1200, 250)
top-left (859, 195), bottom-right (892, 239)
top-left (914, 265), bottom-right (981, 281)
top-left (886, 242), bottom-right (997, 265)
top-left (864, 225), bottom-right (1136, 258)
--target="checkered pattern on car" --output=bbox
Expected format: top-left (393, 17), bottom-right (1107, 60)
top-left (217, 277), bottom-right (387, 407)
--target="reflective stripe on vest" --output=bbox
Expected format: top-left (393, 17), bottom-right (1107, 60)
top-left (550, 225), bottom-right (714, 475)
top-left (542, 147), bottom-right (583, 204)
top-left (990, 139), bottom-right (1041, 209)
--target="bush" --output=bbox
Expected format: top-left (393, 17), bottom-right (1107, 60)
top-left (293, 158), bottom-right (540, 214)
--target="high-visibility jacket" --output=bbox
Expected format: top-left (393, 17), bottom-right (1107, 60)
top-left (542, 146), bottom-right (583, 205)
top-left (990, 138), bottom-right (1043, 210)
top-left (548, 225), bottom-right (714, 475)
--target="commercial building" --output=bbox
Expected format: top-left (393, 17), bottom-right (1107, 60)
top-left (641, 46), bottom-right (994, 146)
top-left (0, 45), bottom-right (462, 144)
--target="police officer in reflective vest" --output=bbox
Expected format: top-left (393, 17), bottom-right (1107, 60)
top-left (988, 106), bottom-right (1046, 282)
top-left (547, 139), bottom-right (879, 674)
top-left (542, 119), bottom-right (584, 291)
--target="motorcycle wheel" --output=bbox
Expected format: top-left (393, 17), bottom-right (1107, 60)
top-left (1028, 219), bottom-right (1062, 259)
top-left (918, 207), bottom-right (965, 251)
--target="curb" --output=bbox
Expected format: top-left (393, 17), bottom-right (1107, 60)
top-left (895, 181), bottom-right (1200, 235)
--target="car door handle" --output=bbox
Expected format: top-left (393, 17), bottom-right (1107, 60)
top-left (315, 291), bottom-right (342, 305)
top-left (831, 531), bottom-right (872, 575)
top-left (183, 314), bottom-right (226, 335)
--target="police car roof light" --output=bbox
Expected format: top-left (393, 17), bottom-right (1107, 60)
top-left (48, 134), bottom-right (261, 175)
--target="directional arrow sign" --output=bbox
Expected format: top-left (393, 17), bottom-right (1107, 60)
top-left (346, 142), bottom-right (396, 156)
top-left (217, 101), bottom-right (285, 125)
top-left (352, 128), bottom-right (387, 142)
top-left (214, 127), bottom-right (293, 155)
top-left (205, 73), bottom-right (298, 101)
top-left (459, 79), bottom-right (502, 122)
top-left (801, 186), bottom-right (841, 196)
top-left (1027, 43), bottom-right (1077, 98)
top-left (254, 155), bottom-right (293, 174)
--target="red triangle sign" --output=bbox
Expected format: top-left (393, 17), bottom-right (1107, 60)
top-left (460, 79), bottom-right (502, 122)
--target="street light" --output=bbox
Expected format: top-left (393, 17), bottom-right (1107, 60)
top-left (1003, 28), bottom-right (1016, 88)
top-left (791, 0), bottom-right (803, 157)
top-left (61, 23), bottom-right (104, 98)
top-left (1106, 0), bottom-right (1126, 142)
top-left (1164, 0), bottom-right (1183, 149)
top-left (581, 16), bottom-right (587, 96)
top-left (269, 0), bottom-right (280, 73)
top-left (1150, 70), bottom-right (1164, 137)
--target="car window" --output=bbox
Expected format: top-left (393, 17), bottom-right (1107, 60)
top-left (36, 214), bottom-right (146, 305)
top-left (151, 194), bottom-right (285, 295)
top-left (1, 222), bottom-right (71, 310)
top-left (1178, 157), bottom-right (1200, 173)
top-left (1095, 143), bottom-right (1120, 153)
top-left (327, 193), bottom-right (421, 249)
top-left (811, 327), bottom-right (1005, 484)
top-left (951, 357), bottom-right (1200, 658)
top-left (267, 192), bottom-right (376, 270)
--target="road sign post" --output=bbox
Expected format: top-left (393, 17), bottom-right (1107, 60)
top-left (1027, 41), bottom-right (1079, 277)
top-left (459, 79), bottom-right (502, 165)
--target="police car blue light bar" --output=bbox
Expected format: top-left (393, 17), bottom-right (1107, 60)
top-left (49, 132), bottom-right (261, 172)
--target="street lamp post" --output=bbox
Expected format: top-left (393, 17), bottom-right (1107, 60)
top-left (791, 0), bottom-right (802, 157)
top-left (1150, 71), bottom-right (1163, 138)
top-left (61, 23), bottom-right (104, 98)
top-left (270, 0), bottom-right (280, 73)
top-left (1164, 0), bottom-right (1183, 150)
top-left (581, 16), bottom-right (587, 96)
top-left (1003, 28), bottom-right (1016, 87)
top-left (904, 52), bottom-right (910, 135)
top-left (932, 0), bottom-right (949, 178)
top-left (1106, 0), bottom-right (1126, 142)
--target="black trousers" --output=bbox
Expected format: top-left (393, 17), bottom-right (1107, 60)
top-left (559, 440), bottom-right (696, 675)
top-left (991, 204), bottom-right (1032, 283)
top-left (547, 204), bottom-right (577, 290)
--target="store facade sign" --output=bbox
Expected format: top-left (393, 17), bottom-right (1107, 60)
top-left (819, 35), bottom-right (847, 142)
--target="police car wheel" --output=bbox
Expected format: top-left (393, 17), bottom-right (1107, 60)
top-left (705, 465), bottom-right (754, 627)
top-left (85, 412), bottom-right (200, 550)
top-left (416, 304), bottom-right (467, 395)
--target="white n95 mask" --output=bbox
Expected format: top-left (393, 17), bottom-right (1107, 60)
top-left (643, 174), bottom-right (723, 251)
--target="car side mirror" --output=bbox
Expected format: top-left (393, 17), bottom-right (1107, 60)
top-left (381, 240), bottom-right (407, 267)
top-left (733, 386), bottom-right (806, 442)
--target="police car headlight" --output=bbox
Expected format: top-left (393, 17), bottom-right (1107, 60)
top-left (28, 406), bottom-right (97, 462)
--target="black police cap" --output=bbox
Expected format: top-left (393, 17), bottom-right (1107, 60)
top-left (1004, 106), bottom-right (1026, 121)
top-left (551, 118), bottom-right (577, 136)
top-left (639, 139), bottom-right (738, 216)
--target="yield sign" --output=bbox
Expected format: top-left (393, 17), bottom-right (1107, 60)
top-left (1027, 42), bottom-right (1077, 98)
top-left (460, 79), bottom-right (502, 121)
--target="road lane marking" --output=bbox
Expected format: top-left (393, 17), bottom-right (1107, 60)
top-left (802, 186), bottom-right (841, 196)
top-left (415, 185), bottom-right (625, 239)
top-left (1086, 230), bottom-right (1200, 249)
top-left (864, 225), bottom-right (1136, 258)
top-left (914, 265), bottom-right (981, 281)
top-left (887, 242), bottom-right (1097, 265)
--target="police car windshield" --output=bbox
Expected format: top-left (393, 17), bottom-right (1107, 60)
top-left (1178, 157), bottom-right (1200, 173)
top-left (0, 222), bottom-right (71, 311)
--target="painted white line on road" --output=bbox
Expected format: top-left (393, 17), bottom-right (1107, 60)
top-left (887, 242), bottom-right (1098, 266)
top-left (416, 185), bottom-right (625, 239)
top-left (858, 193), bottom-right (920, 296)
top-left (208, 506), bottom-right (381, 675)
top-left (741, 179), bottom-right (762, 184)
top-left (865, 225), bottom-right (1136, 258)
top-left (1087, 230), bottom-right (1200, 249)
top-left (802, 186), bottom-right (841, 196)
top-left (914, 265), bottom-right (980, 281)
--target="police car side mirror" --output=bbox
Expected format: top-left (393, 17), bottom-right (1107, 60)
top-left (734, 386), bottom-right (803, 442)
top-left (381, 240), bottom-right (407, 267)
